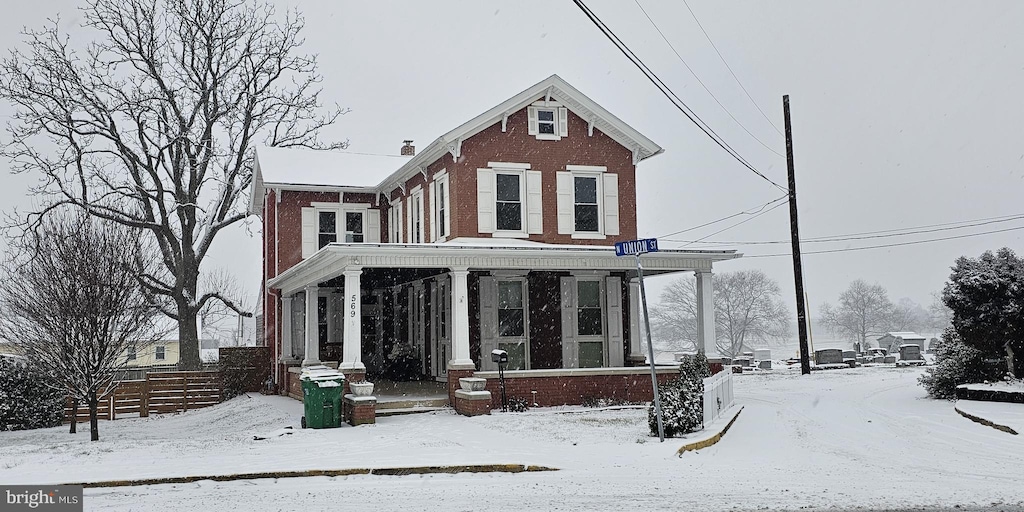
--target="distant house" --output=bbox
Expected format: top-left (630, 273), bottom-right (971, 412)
top-left (125, 341), bottom-right (179, 368)
top-left (876, 332), bottom-right (927, 353)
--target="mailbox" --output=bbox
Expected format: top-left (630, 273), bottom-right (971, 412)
top-left (491, 349), bottom-right (508, 366)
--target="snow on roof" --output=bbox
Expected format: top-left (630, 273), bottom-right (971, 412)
top-left (880, 332), bottom-right (927, 339)
top-left (255, 146), bottom-right (411, 188)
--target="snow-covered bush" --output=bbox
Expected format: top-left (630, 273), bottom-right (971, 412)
top-left (919, 328), bottom-right (1006, 399)
top-left (649, 353), bottom-right (710, 437)
top-left (0, 359), bottom-right (65, 431)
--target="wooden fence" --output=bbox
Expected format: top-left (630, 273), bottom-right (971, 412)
top-left (65, 371), bottom-right (222, 423)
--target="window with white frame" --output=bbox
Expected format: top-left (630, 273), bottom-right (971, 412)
top-left (495, 172), bottom-right (524, 232)
top-left (344, 211), bottom-right (364, 243)
top-left (527, 102), bottom-right (568, 141)
top-left (573, 176), bottom-right (600, 232)
top-left (127, 345), bottom-right (136, 361)
top-left (576, 279), bottom-right (604, 368)
top-left (318, 211), bottom-right (337, 249)
top-left (389, 201), bottom-right (403, 243)
top-left (477, 164), bottom-right (541, 237)
top-left (408, 189), bottom-right (424, 243)
top-left (431, 172), bottom-right (450, 241)
top-left (497, 279), bottom-right (528, 370)
top-left (302, 203), bottom-right (378, 258)
top-left (556, 165), bottom-right (619, 239)
top-left (155, 345), bottom-right (166, 361)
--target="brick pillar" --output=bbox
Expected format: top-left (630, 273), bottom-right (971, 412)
top-left (343, 395), bottom-right (376, 426)
top-left (447, 368), bottom-right (475, 406)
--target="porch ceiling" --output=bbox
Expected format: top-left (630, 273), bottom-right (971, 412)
top-left (267, 243), bottom-right (740, 296)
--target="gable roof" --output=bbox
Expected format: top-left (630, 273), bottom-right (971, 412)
top-left (377, 74), bottom-right (663, 196)
top-left (250, 74), bottom-right (663, 214)
top-left (879, 332), bottom-right (927, 340)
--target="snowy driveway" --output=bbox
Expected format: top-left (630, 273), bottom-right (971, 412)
top-left (3, 367), bottom-right (1023, 511)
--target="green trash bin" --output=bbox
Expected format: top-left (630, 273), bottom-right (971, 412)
top-left (299, 366), bottom-right (345, 429)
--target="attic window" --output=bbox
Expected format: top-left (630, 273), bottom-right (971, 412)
top-left (537, 109), bottom-right (556, 135)
top-left (528, 103), bottom-right (568, 141)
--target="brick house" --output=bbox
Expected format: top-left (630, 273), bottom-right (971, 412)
top-left (250, 75), bottom-right (737, 408)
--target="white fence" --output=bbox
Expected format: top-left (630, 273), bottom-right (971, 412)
top-left (703, 370), bottom-right (734, 426)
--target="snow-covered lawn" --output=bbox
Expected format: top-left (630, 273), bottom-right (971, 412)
top-left (956, 399), bottom-right (1024, 434)
top-left (2, 367), bottom-right (1023, 511)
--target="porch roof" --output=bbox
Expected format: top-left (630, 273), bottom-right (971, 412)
top-left (268, 241), bottom-right (740, 295)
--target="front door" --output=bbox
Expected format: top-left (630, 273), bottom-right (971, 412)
top-left (361, 292), bottom-right (383, 374)
top-left (431, 276), bottom-right (452, 381)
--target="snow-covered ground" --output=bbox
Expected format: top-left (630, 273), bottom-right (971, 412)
top-left (959, 380), bottom-right (1024, 393)
top-left (956, 399), bottom-right (1024, 434)
top-left (2, 366), bottom-right (1023, 511)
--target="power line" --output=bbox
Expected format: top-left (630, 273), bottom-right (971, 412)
top-left (682, 0), bottom-right (784, 137)
top-left (742, 224), bottom-right (1024, 258)
top-left (655, 194), bottom-right (787, 238)
top-left (633, 0), bottom-right (784, 158)
top-left (676, 199), bottom-right (789, 247)
top-left (573, 0), bottom-right (787, 193)
top-left (664, 212), bottom-right (1024, 245)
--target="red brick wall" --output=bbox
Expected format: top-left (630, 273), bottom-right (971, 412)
top-left (382, 101), bottom-right (638, 246)
top-left (481, 371), bottom-right (678, 409)
top-left (449, 102), bottom-right (637, 244)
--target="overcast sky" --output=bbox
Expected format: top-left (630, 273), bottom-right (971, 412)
top-left (2, 1), bottom-right (1023, 319)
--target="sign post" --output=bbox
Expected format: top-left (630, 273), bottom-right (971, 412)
top-left (615, 238), bottom-right (664, 442)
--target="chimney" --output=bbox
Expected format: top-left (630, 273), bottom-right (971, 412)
top-left (401, 140), bottom-right (415, 156)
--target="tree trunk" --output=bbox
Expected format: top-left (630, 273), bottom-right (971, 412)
top-left (69, 398), bottom-right (77, 434)
top-left (88, 393), bottom-right (99, 442)
top-left (177, 308), bottom-right (202, 371)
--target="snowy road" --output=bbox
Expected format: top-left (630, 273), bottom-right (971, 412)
top-left (6, 367), bottom-right (1023, 511)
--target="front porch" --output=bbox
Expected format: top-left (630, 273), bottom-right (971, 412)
top-left (269, 241), bottom-right (738, 407)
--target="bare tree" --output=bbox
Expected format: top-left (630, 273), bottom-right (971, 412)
top-left (649, 278), bottom-right (698, 352)
top-left (0, 0), bottom-right (345, 369)
top-left (651, 270), bottom-right (790, 358)
top-left (890, 297), bottom-right (929, 332)
top-left (0, 211), bottom-right (162, 441)
top-left (928, 291), bottom-right (953, 331)
top-left (820, 280), bottom-right (894, 351)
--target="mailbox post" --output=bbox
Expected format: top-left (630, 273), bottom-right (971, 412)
top-left (491, 349), bottom-right (509, 412)
top-left (615, 238), bottom-right (665, 442)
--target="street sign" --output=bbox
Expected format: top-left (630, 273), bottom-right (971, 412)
top-left (614, 238), bottom-right (659, 257)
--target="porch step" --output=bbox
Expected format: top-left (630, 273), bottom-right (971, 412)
top-left (376, 406), bottom-right (449, 417)
top-left (375, 398), bottom-right (449, 410)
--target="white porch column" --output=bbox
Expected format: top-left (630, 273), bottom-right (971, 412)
top-left (627, 278), bottom-right (646, 364)
top-left (281, 296), bottom-right (295, 361)
top-left (448, 267), bottom-right (475, 370)
top-left (302, 285), bottom-right (321, 366)
top-left (696, 270), bottom-right (716, 356)
top-left (340, 267), bottom-right (365, 371)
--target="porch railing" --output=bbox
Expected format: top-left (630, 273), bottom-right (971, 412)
top-left (702, 369), bottom-right (734, 426)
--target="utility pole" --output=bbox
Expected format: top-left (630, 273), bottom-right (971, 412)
top-left (784, 95), bottom-right (811, 375)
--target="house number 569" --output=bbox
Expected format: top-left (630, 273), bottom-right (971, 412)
top-left (350, 295), bottom-right (357, 317)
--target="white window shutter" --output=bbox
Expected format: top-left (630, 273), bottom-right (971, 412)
top-left (527, 106), bottom-right (538, 135)
top-left (602, 173), bottom-right (619, 236)
top-left (365, 209), bottom-right (381, 243)
top-left (406, 196), bottom-right (413, 243)
top-left (395, 201), bottom-right (404, 243)
top-left (480, 276), bottom-right (498, 370)
top-left (442, 180), bottom-right (451, 238)
top-left (560, 277), bottom-right (578, 368)
top-left (526, 170), bottom-right (543, 235)
top-left (477, 168), bottom-right (495, 234)
top-left (558, 107), bottom-right (568, 137)
top-left (300, 207), bottom-right (316, 258)
top-left (429, 181), bottom-right (438, 242)
top-left (556, 171), bottom-right (573, 234)
top-left (606, 276), bottom-right (624, 367)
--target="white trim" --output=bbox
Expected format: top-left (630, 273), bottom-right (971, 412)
top-left (310, 201), bottom-right (372, 209)
top-left (487, 161), bottom-right (531, 170)
top-left (531, 100), bottom-right (564, 108)
top-left (565, 165), bottom-right (607, 173)
top-left (492, 169), bottom-right (528, 236)
top-left (475, 366), bottom-right (679, 379)
top-left (571, 233), bottom-right (608, 240)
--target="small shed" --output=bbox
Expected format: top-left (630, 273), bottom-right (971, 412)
top-left (754, 349), bottom-right (772, 361)
top-left (877, 332), bottom-right (927, 352)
